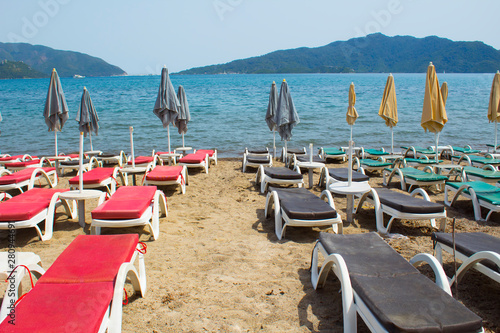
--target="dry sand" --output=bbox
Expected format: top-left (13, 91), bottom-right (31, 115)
top-left (1, 157), bottom-right (499, 332)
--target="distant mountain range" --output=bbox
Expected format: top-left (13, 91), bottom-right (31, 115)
top-left (0, 42), bottom-right (126, 78)
top-left (177, 33), bottom-right (500, 74)
top-left (0, 60), bottom-right (47, 79)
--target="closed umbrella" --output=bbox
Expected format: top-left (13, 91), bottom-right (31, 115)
top-left (265, 81), bottom-right (278, 159)
top-left (421, 62), bottom-right (447, 162)
top-left (346, 82), bottom-right (358, 185)
top-left (175, 85), bottom-right (190, 148)
top-left (488, 71), bottom-right (500, 152)
top-left (153, 66), bottom-right (179, 153)
top-left (276, 79), bottom-right (299, 161)
top-left (43, 68), bottom-right (69, 156)
top-left (77, 87), bottom-right (99, 151)
top-left (441, 82), bottom-right (448, 106)
top-left (378, 74), bottom-right (398, 153)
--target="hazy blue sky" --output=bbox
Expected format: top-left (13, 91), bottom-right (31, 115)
top-left (1, 0), bottom-right (499, 75)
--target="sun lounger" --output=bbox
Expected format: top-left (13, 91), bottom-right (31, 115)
top-left (265, 187), bottom-right (342, 240)
top-left (432, 231), bottom-right (500, 286)
top-left (0, 234), bottom-right (147, 332)
top-left (356, 187), bottom-right (446, 234)
top-left (143, 165), bottom-right (188, 194)
top-left (402, 156), bottom-right (442, 168)
top-left (452, 154), bottom-right (500, 169)
top-left (179, 152), bottom-right (209, 174)
top-left (353, 156), bottom-right (393, 173)
top-left (310, 232), bottom-right (483, 333)
top-left (242, 153), bottom-right (272, 172)
top-left (4, 158), bottom-right (49, 171)
top-left (127, 155), bottom-right (161, 168)
top-left (0, 188), bottom-right (75, 241)
top-left (244, 147), bottom-right (269, 156)
top-left (68, 167), bottom-right (124, 195)
top-left (440, 145), bottom-right (481, 159)
top-left (358, 147), bottom-right (389, 159)
top-left (281, 147), bottom-right (306, 163)
top-left (318, 147), bottom-right (346, 162)
top-left (255, 165), bottom-right (304, 193)
top-left (318, 166), bottom-right (369, 189)
top-left (98, 151), bottom-right (128, 167)
top-left (444, 181), bottom-right (500, 221)
top-left (195, 149), bottom-right (217, 166)
top-left (91, 186), bottom-right (167, 240)
top-left (58, 156), bottom-right (101, 176)
top-left (461, 165), bottom-right (500, 184)
top-left (0, 154), bottom-right (34, 166)
top-left (0, 167), bottom-right (57, 193)
top-left (383, 166), bottom-right (448, 191)
top-left (401, 145), bottom-right (437, 158)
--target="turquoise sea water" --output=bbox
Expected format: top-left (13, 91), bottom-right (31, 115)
top-left (0, 73), bottom-right (496, 157)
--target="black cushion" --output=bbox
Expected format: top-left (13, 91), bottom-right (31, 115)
top-left (328, 168), bottom-right (369, 182)
top-left (287, 148), bottom-right (306, 154)
top-left (297, 155), bottom-right (326, 163)
top-left (247, 156), bottom-right (271, 163)
top-left (432, 232), bottom-right (500, 273)
top-left (269, 187), bottom-right (337, 220)
top-left (264, 167), bottom-right (302, 180)
top-left (247, 148), bottom-right (268, 154)
top-left (60, 159), bottom-right (90, 166)
top-left (373, 188), bottom-right (444, 214)
top-left (99, 153), bottom-right (119, 158)
top-left (318, 232), bottom-right (482, 333)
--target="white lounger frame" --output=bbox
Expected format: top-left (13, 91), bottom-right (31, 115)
top-left (383, 166), bottom-right (446, 192)
top-left (255, 164), bottom-right (304, 194)
top-left (356, 188), bottom-right (447, 234)
top-left (99, 151), bottom-right (128, 167)
top-left (180, 153), bottom-right (209, 174)
top-left (58, 156), bottom-right (101, 176)
top-left (5, 157), bottom-right (50, 172)
top-left (142, 164), bottom-right (188, 194)
top-left (194, 149), bottom-right (218, 166)
top-left (318, 147), bottom-right (346, 162)
top-left (318, 165), bottom-right (368, 189)
top-left (0, 167), bottom-right (58, 194)
top-left (91, 190), bottom-right (168, 240)
top-left (242, 152), bottom-right (272, 172)
top-left (265, 189), bottom-right (343, 240)
top-left (311, 241), bottom-right (456, 333)
top-left (434, 239), bottom-right (500, 286)
top-left (0, 192), bottom-right (76, 241)
top-left (444, 183), bottom-right (500, 221)
top-left (0, 154), bottom-right (33, 167)
top-left (69, 167), bottom-right (124, 195)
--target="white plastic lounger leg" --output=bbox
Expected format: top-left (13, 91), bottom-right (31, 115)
top-left (409, 253), bottom-right (452, 295)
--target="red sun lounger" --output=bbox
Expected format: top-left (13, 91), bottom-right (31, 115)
top-left (0, 234), bottom-right (147, 333)
top-left (0, 167), bottom-right (57, 193)
top-left (0, 188), bottom-right (75, 241)
top-left (195, 149), bottom-right (217, 165)
top-left (68, 167), bottom-right (125, 194)
top-left (143, 165), bottom-right (188, 194)
top-left (179, 152), bottom-right (209, 174)
top-left (91, 186), bottom-right (167, 240)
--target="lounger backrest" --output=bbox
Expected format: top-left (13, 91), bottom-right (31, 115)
top-left (0, 188), bottom-right (67, 222)
top-left (318, 232), bottom-right (482, 332)
top-left (91, 186), bottom-right (157, 220)
top-left (196, 149), bottom-right (214, 157)
top-left (128, 156), bottom-right (153, 165)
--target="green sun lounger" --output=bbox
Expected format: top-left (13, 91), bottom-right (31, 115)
top-left (463, 166), bottom-right (500, 183)
top-left (452, 154), bottom-right (500, 167)
top-left (444, 181), bottom-right (500, 221)
top-left (355, 158), bottom-right (393, 173)
top-left (383, 167), bottom-right (448, 191)
top-left (359, 148), bottom-right (389, 159)
top-left (401, 146), bottom-right (436, 158)
top-left (319, 147), bottom-right (346, 161)
top-left (403, 158), bottom-right (443, 167)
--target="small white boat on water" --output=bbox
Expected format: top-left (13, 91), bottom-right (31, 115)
top-left (73, 74), bottom-right (85, 79)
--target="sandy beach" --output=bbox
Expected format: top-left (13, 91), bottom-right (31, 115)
top-left (1, 157), bottom-right (499, 332)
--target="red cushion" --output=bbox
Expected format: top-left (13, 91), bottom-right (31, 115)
top-left (38, 234), bottom-right (138, 283)
top-left (4, 159), bottom-right (41, 168)
top-left (0, 167), bottom-right (55, 185)
top-left (146, 166), bottom-right (182, 181)
top-left (0, 282), bottom-right (114, 333)
top-left (156, 151), bottom-right (175, 155)
top-left (91, 186), bottom-right (156, 220)
top-left (0, 155), bottom-right (24, 162)
top-left (179, 153), bottom-right (206, 164)
top-left (127, 156), bottom-right (153, 165)
top-left (68, 168), bottom-right (114, 185)
top-left (0, 188), bottom-right (67, 222)
top-left (196, 149), bottom-right (214, 157)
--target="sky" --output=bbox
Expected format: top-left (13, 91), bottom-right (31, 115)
top-left (1, 0), bottom-right (499, 75)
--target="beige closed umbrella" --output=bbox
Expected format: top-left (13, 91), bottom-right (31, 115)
top-left (441, 82), bottom-right (448, 106)
top-left (345, 82), bottom-right (358, 186)
top-left (488, 71), bottom-right (500, 151)
top-left (378, 74), bottom-right (398, 153)
top-left (421, 62), bottom-right (448, 162)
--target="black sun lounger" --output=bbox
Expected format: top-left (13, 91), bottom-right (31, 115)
top-left (318, 167), bottom-right (369, 188)
top-left (255, 166), bottom-right (304, 193)
top-left (356, 187), bottom-right (446, 234)
top-left (265, 187), bottom-right (342, 240)
top-left (311, 232), bottom-right (483, 332)
top-left (432, 232), bottom-right (500, 285)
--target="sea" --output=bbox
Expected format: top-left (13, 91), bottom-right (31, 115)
top-left (0, 73), bottom-right (496, 158)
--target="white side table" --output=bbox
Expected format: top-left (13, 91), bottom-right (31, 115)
top-left (120, 166), bottom-right (147, 186)
top-left (158, 153), bottom-right (183, 165)
top-left (296, 161), bottom-right (325, 188)
top-left (328, 181), bottom-right (371, 223)
top-left (59, 190), bottom-right (104, 227)
top-left (176, 147), bottom-right (192, 154)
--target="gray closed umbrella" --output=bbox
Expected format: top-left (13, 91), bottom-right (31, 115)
top-left (43, 68), bottom-right (69, 156)
top-left (265, 81), bottom-right (278, 159)
top-left (276, 79), bottom-right (299, 159)
top-left (153, 66), bottom-right (180, 153)
top-left (175, 85), bottom-right (191, 147)
top-left (77, 87), bottom-right (99, 151)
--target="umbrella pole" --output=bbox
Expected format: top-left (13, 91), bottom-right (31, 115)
top-left (89, 132), bottom-right (93, 152)
top-left (495, 122), bottom-right (498, 152)
top-left (391, 127), bottom-right (394, 154)
top-left (348, 140), bottom-right (353, 186)
top-left (167, 125), bottom-right (171, 153)
top-left (435, 133), bottom-right (439, 163)
top-left (129, 126), bottom-right (135, 168)
top-left (182, 133), bottom-right (185, 148)
top-left (284, 141), bottom-right (288, 164)
top-left (273, 129), bottom-right (276, 161)
top-left (54, 131), bottom-right (58, 156)
top-left (350, 125), bottom-right (353, 142)
top-left (79, 132), bottom-right (84, 193)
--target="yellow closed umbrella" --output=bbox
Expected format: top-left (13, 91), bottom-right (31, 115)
top-left (346, 82), bottom-right (358, 141)
top-left (488, 71), bottom-right (500, 151)
top-left (441, 81), bottom-right (448, 106)
top-left (378, 74), bottom-right (398, 153)
top-left (421, 62), bottom-right (447, 162)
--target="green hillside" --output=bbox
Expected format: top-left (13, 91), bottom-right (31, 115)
top-left (178, 33), bottom-right (500, 74)
top-left (0, 60), bottom-right (47, 79)
top-left (0, 42), bottom-right (126, 77)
